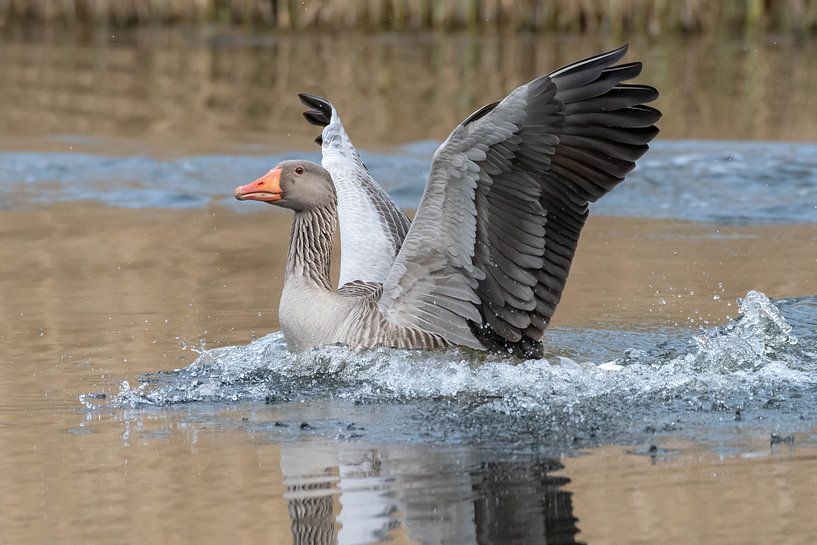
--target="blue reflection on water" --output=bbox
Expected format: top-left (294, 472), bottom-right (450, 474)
top-left (2, 140), bottom-right (816, 223)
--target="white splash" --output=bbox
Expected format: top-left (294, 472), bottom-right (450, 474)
top-left (114, 291), bottom-right (815, 424)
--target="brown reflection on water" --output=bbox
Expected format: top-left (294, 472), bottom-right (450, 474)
top-left (1, 29), bottom-right (817, 156)
top-left (0, 418), bottom-right (295, 545)
top-left (566, 438), bottom-right (817, 545)
top-left (558, 217), bottom-right (817, 328)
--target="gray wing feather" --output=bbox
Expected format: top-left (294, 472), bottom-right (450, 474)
top-left (337, 280), bottom-right (383, 300)
top-left (378, 45), bottom-right (660, 353)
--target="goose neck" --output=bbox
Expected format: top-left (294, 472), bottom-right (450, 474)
top-left (286, 205), bottom-right (337, 290)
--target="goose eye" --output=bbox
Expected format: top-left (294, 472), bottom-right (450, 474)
top-left (294, 166), bottom-right (304, 175)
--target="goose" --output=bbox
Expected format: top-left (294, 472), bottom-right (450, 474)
top-left (234, 46), bottom-right (661, 357)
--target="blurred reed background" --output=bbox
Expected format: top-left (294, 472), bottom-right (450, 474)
top-left (2, 0), bottom-right (817, 34)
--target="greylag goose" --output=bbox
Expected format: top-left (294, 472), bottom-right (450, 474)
top-left (235, 46), bottom-right (661, 357)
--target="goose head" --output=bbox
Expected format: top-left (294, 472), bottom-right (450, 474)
top-left (234, 160), bottom-right (335, 211)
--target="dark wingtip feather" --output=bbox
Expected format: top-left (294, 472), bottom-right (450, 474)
top-left (550, 44), bottom-right (630, 79)
top-left (298, 93), bottom-right (333, 117)
top-left (630, 104), bottom-right (663, 124)
top-left (298, 93), bottom-right (334, 147)
top-left (614, 84), bottom-right (660, 104)
top-left (462, 100), bottom-right (501, 126)
top-left (303, 110), bottom-right (330, 127)
top-left (606, 61), bottom-right (643, 79)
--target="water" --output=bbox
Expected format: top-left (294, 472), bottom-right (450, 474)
top-left (108, 291), bottom-right (817, 448)
top-left (2, 28), bottom-right (817, 545)
top-left (3, 140), bottom-right (817, 223)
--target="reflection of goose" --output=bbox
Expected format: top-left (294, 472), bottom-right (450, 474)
top-left (280, 444), bottom-right (396, 545)
top-left (281, 445), bottom-right (340, 545)
top-left (235, 46), bottom-right (660, 357)
top-left (471, 461), bottom-right (582, 544)
top-left (279, 444), bottom-right (582, 545)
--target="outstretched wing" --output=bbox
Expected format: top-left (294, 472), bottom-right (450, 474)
top-left (377, 46), bottom-right (660, 354)
top-left (298, 93), bottom-right (411, 288)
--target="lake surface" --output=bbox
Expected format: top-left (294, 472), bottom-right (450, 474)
top-left (1, 27), bottom-right (817, 545)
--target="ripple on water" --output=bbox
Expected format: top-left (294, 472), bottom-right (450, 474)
top-left (109, 291), bottom-right (817, 446)
top-left (3, 141), bottom-right (817, 223)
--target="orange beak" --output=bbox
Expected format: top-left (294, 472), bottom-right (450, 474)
top-left (234, 168), bottom-right (283, 202)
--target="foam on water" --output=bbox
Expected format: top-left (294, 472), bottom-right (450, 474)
top-left (112, 291), bottom-right (817, 445)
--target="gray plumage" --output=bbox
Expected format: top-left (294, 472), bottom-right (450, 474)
top-left (276, 193), bottom-right (450, 353)
top-left (242, 46), bottom-right (660, 356)
top-left (378, 45), bottom-right (660, 357)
